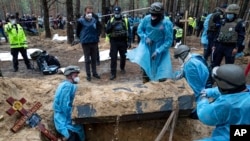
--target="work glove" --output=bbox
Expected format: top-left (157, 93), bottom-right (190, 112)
top-left (146, 37), bottom-right (152, 46)
top-left (151, 51), bottom-right (157, 60)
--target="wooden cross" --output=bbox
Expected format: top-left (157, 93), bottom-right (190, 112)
top-left (6, 97), bottom-right (58, 141)
top-left (179, 10), bottom-right (189, 44)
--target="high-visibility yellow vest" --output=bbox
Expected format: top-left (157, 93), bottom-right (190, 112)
top-left (105, 17), bottom-right (129, 42)
top-left (4, 23), bottom-right (28, 48)
top-left (175, 27), bottom-right (183, 38)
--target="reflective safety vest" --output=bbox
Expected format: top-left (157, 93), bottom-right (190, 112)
top-left (4, 23), bottom-right (28, 48)
top-left (105, 17), bottom-right (129, 41)
top-left (188, 17), bottom-right (194, 26)
top-left (175, 27), bottom-right (183, 38)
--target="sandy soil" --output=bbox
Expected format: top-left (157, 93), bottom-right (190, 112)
top-left (0, 30), bottom-right (249, 141)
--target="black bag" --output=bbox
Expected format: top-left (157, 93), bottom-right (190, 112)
top-left (35, 50), bottom-right (60, 75)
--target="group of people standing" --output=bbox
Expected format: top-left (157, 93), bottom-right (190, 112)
top-left (52, 2), bottom-right (250, 141)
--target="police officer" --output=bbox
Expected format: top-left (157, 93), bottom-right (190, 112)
top-left (4, 15), bottom-right (32, 72)
top-left (173, 22), bottom-right (183, 47)
top-left (213, 4), bottom-right (245, 67)
top-left (106, 6), bottom-right (131, 80)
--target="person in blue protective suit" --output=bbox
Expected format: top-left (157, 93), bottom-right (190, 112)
top-left (174, 45), bottom-right (212, 119)
top-left (174, 45), bottom-right (212, 99)
top-left (126, 2), bottom-right (173, 83)
top-left (200, 13), bottom-right (212, 58)
top-left (196, 64), bottom-right (250, 141)
top-left (53, 66), bottom-right (84, 141)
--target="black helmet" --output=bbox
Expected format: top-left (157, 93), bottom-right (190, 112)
top-left (174, 45), bottom-right (190, 60)
top-left (149, 2), bottom-right (164, 14)
top-left (64, 66), bottom-right (80, 76)
top-left (213, 7), bottom-right (224, 14)
top-left (212, 64), bottom-right (246, 94)
top-left (113, 6), bottom-right (121, 14)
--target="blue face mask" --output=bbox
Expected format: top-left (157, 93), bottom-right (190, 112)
top-left (226, 14), bottom-right (234, 21)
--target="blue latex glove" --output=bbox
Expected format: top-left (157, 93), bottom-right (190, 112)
top-left (151, 51), bottom-right (157, 60)
top-left (200, 87), bottom-right (221, 99)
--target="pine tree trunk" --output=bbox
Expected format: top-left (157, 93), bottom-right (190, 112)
top-left (41, 0), bottom-right (52, 38)
top-left (66, 0), bottom-right (74, 44)
top-left (75, 0), bottom-right (80, 18)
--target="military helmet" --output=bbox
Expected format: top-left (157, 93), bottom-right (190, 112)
top-left (113, 6), bottom-right (121, 14)
top-left (64, 66), bottom-right (80, 76)
top-left (174, 45), bottom-right (190, 59)
top-left (149, 2), bottom-right (164, 14)
top-left (213, 7), bottom-right (225, 14)
top-left (225, 4), bottom-right (240, 14)
top-left (212, 64), bottom-right (245, 93)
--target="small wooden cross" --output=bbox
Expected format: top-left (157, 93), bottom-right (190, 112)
top-left (6, 97), bottom-right (58, 141)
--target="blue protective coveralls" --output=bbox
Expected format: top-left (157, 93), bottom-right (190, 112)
top-left (201, 14), bottom-right (212, 50)
top-left (196, 86), bottom-right (250, 141)
top-left (126, 15), bottom-right (173, 81)
top-left (182, 54), bottom-right (209, 100)
top-left (53, 80), bottom-right (84, 141)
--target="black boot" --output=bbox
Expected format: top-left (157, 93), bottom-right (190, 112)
top-left (110, 74), bottom-right (116, 80)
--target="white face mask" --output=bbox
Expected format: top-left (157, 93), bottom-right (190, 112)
top-left (85, 13), bottom-right (92, 19)
top-left (73, 77), bottom-right (80, 83)
top-left (10, 19), bottom-right (16, 24)
top-left (114, 14), bottom-right (121, 18)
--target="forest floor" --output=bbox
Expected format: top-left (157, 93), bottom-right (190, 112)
top-left (0, 29), bottom-right (249, 141)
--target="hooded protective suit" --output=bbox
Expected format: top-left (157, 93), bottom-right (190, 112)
top-left (197, 86), bottom-right (250, 140)
top-left (127, 15), bottom-right (173, 81)
top-left (53, 80), bottom-right (84, 141)
top-left (182, 54), bottom-right (209, 100)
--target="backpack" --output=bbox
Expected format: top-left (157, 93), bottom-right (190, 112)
top-left (31, 50), bottom-right (60, 75)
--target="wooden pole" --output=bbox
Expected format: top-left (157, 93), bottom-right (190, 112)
top-left (154, 111), bottom-right (176, 141)
top-left (169, 102), bottom-right (179, 141)
top-left (180, 10), bottom-right (189, 44)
